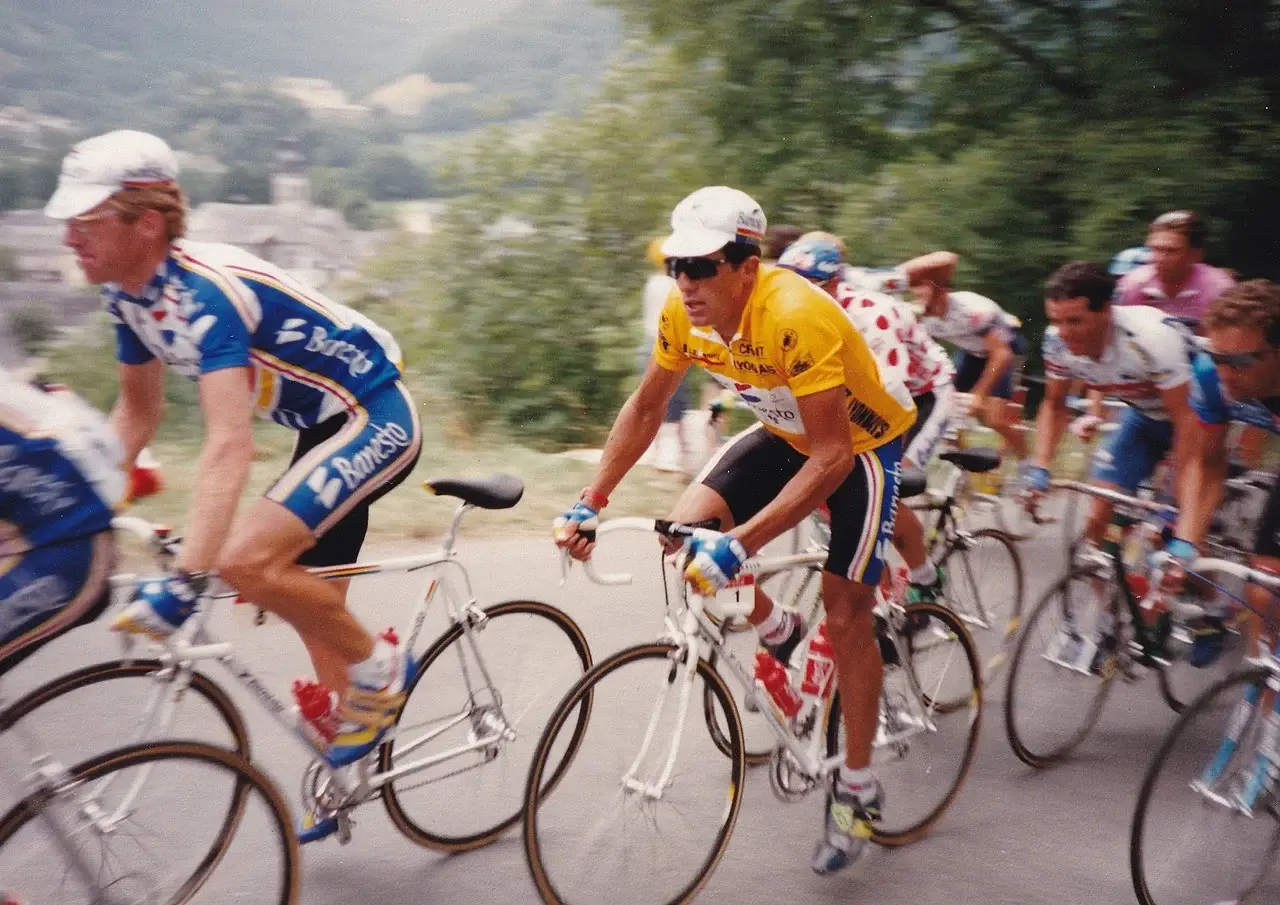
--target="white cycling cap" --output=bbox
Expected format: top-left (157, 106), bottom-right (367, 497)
top-left (660, 186), bottom-right (767, 258)
top-left (44, 130), bottom-right (179, 220)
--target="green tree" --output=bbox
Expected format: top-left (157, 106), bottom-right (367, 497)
top-left (365, 43), bottom-right (717, 448)
top-left (358, 151), bottom-right (430, 201)
top-left (218, 165), bottom-right (271, 204)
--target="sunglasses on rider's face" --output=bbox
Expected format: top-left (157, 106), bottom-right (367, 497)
top-left (666, 256), bottom-right (728, 281)
top-left (1206, 347), bottom-right (1273, 370)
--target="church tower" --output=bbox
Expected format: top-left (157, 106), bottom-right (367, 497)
top-left (270, 136), bottom-right (310, 209)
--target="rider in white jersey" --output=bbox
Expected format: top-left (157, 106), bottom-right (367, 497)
top-left (777, 237), bottom-right (949, 606)
top-left (898, 251), bottom-right (1029, 461)
top-left (1026, 261), bottom-right (1199, 543)
top-left (0, 369), bottom-right (123, 674)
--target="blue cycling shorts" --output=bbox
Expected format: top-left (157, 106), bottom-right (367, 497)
top-left (0, 532), bottom-right (114, 676)
top-left (1089, 407), bottom-right (1174, 493)
top-left (266, 381), bottom-right (422, 565)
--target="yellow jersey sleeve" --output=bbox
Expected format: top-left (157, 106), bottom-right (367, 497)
top-left (652, 290), bottom-right (690, 372)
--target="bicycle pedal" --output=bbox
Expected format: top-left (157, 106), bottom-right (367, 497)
top-left (336, 811), bottom-right (355, 845)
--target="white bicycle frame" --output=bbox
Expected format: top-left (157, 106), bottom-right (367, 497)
top-left (105, 503), bottom-right (517, 804)
top-left (575, 518), bottom-right (943, 800)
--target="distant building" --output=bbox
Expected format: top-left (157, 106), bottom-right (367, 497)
top-left (0, 210), bottom-right (82, 284)
top-left (185, 138), bottom-right (386, 292)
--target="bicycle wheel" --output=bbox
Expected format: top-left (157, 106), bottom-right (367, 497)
top-left (524, 643), bottom-right (745, 905)
top-left (1132, 667), bottom-right (1280, 905)
top-left (380, 599), bottom-right (591, 852)
top-left (936, 527), bottom-right (1024, 687)
top-left (0, 740), bottom-right (298, 905)
top-left (1004, 566), bottom-right (1120, 768)
top-left (825, 602), bottom-right (982, 845)
top-left (0, 659), bottom-right (250, 759)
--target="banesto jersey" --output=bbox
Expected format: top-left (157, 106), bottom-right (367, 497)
top-left (653, 264), bottom-right (915, 455)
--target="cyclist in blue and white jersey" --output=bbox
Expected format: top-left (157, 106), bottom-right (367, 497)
top-left (898, 250), bottom-right (1029, 461)
top-left (44, 131), bottom-right (422, 828)
top-left (1170, 280), bottom-right (1280, 661)
top-left (1025, 261), bottom-right (1199, 543)
top-left (0, 371), bottom-right (123, 676)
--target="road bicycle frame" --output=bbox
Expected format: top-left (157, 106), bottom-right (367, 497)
top-left (104, 503), bottom-right (518, 807)
top-left (578, 519), bottom-right (945, 801)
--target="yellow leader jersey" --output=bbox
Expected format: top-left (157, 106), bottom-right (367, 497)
top-left (653, 264), bottom-right (915, 455)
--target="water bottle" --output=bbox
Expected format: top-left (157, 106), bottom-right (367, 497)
top-left (753, 651), bottom-right (801, 719)
top-left (800, 624), bottom-right (836, 697)
top-left (293, 679), bottom-right (338, 744)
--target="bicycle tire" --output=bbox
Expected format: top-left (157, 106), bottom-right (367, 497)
top-left (935, 527), bottom-right (1024, 687)
top-left (0, 660), bottom-right (250, 758)
top-left (523, 643), bottom-right (745, 905)
top-left (380, 599), bottom-right (592, 852)
top-left (825, 601), bottom-right (982, 846)
top-left (0, 740), bottom-right (299, 905)
top-left (1003, 567), bottom-right (1118, 768)
top-left (1130, 666), bottom-right (1274, 905)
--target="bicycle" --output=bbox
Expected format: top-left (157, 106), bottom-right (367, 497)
top-left (0, 474), bottom-right (592, 856)
top-left (710, 446), bottom-right (1021, 766)
top-left (1004, 480), bottom-right (1246, 768)
top-left (1, 551), bottom-right (298, 903)
top-left (522, 510), bottom-right (983, 905)
top-left (1129, 556), bottom-right (1280, 905)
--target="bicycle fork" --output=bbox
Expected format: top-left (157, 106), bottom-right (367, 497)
top-left (1196, 672), bottom-right (1280, 817)
top-left (621, 638), bottom-right (700, 800)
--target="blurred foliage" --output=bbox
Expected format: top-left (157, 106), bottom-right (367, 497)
top-left (0, 246), bottom-right (18, 282)
top-left (8, 304), bottom-right (54, 354)
top-left (356, 44), bottom-right (719, 449)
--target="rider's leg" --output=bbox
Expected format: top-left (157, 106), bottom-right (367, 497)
top-left (823, 576), bottom-right (882, 770)
top-left (812, 437), bottom-right (902, 875)
top-left (980, 394), bottom-right (1027, 460)
top-left (1084, 409), bottom-right (1174, 545)
top-left (672, 424), bottom-right (807, 633)
top-left (218, 501), bottom-right (373, 693)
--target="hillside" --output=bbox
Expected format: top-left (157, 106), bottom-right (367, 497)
top-left (0, 0), bottom-right (622, 131)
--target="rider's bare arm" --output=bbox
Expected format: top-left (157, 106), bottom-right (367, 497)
top-left (899, 251), bottom-right (959, 288)
top-left (968, 330), bottom-right (1013, 399)
top-left (1086, 388), bottom-right (1106, 421)
top-left (111, 359), bottom-right (165, 470)
top-left (1032, 377), bottom-right (1072, 470)
top-left (587, 358), bottom-right (689, 503)
top-left (730, 385), bottom-right (854, 555)
top-left (1175, 421), bottom-right (1229, 546)
top-left (1160, 381), bottom-right (1198, 499)
top-left (177, 366), bottom-right (256, 573)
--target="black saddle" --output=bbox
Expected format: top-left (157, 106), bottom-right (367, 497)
top-left (939, 447), bottom-right (1002, 474)
top-left (899, 466), bottom-right (928, 499)
top-left (424, 473), bottom-right (524, 510)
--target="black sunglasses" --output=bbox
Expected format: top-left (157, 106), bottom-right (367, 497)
top-left (1205, 347), bottom-right (1273, 369)
top-left (666, 256), bottom-right (728, 281)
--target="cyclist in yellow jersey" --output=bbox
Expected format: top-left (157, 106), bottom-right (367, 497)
top-left (555, 186), bottom-right (915, 876)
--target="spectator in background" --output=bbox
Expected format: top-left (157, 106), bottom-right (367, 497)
top-left (1116, 210), bottom-right (1235, 326)
top-left (642, 237), bottom-right (692, 475)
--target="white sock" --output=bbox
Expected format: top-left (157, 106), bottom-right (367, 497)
top-left (909, 561), bottom-right (939, 586)
top-left (757, 605), bottom-right (792, 645)
top-left (838, 766), bottom-right (877, 799)
top-left (349, 639), bottom-right (397, 690)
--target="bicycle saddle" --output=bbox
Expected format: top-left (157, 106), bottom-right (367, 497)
top-left (424, 473), bottom-right (525, 509)
top-left (938, 448), bottom-right (1002, 474)
top-left (899, 466), bottom-right (928, 499)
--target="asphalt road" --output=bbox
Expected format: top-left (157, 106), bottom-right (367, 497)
top-left (0, 510), bottom-right (1255, 905)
